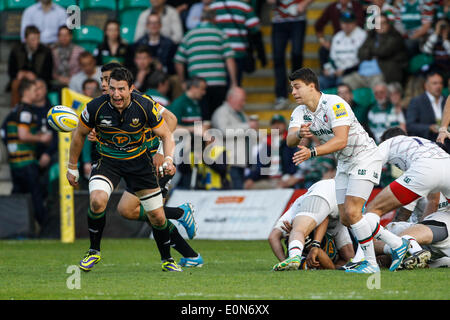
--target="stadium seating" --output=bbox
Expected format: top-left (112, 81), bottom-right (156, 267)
top-left (52, 0), bottom-right (77, 8)
top-left (72, 25), bottom-right (103, 53)
top-left (0, 0), bottom-right (36, 40)
top-left (79, 0), bottom-right (117, 31)
top-left (79, 0), bottom-right (116, 10)
top-left (118, 0), bottom-right (149, 44)
top-left (118, 0), bottom-right (148, 11)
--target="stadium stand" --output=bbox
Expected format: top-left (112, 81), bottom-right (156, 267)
top-left (79, 0), bottom-right (117, 30)
top-left (72, 25), bottom-right (103, 53)
top-left (118, 0), bottom-right (149, 44)
top-left (0, 0), bottom-right (36, 41)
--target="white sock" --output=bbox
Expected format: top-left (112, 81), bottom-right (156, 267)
top-left (402, 235), bottom-right (422, 254)
top-left (351, 217), bottom-right (378, 266)
top-left (383, 244), bottom-right (391, 255)
top-left (364, 212), bottom-right (381, 239)
top-left (352, 243), bottom-right (365, 262)
top-left (378, 226), bottom-right (404, 249)
top-left (288, 240), bottom-right (304, 258)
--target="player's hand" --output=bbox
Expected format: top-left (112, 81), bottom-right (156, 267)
top-left (162, 157), bottom-right (176, 176)
top-left (306, 247), bottom-right (321, 269)
top-left (66, 167), bottom-right (79, 187)
top-left (87, 129), bottom-right (97, 142)
top-left (298, 123), bottom-right (313, 139)
top-left (292, 145), bottom-right (312, 165)
top-left (281, 220), bottom-right (292, 234)
top-left (153, 153), bottom-right (165, 177)
top-left (437, 130), bottom-right (450, 144)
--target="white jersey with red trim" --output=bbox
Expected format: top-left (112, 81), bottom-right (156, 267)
top-left (288, 93), bottom-right (377, 164)
top-left (377, 135), bottom-right (450, 171)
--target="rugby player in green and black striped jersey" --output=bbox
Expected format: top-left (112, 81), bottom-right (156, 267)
top-left (67, 67), bottom-right (182, 272)
top-left (96, 63), bottom-right (203, 268)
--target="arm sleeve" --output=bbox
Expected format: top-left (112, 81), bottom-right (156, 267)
top-left (288, 107), bottom-right (304, 129)
top-left (80, 103), bottom-right (95, 129)
top-left (329, 99), bottom-right (353, 128)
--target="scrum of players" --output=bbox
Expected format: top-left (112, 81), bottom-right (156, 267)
top-left (270, 68), bottom-right (450, 273)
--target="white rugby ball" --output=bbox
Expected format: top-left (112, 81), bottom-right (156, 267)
top-left (47, 105), bottom-right (79, 132)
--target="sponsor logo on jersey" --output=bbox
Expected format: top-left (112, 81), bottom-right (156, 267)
top-left (358, 169), bottom-right (367, 175)
top-left (311, 128), bottom-right (333, 136)
top-left (112, 133), bottom-right (131, 147)
top-left (403, 176), bottom-right (411, 184)
top-left (100, 119), bottom-right (112, 127)
top-left (332, 103), bottom-right (348, 119)
top-left (303, 114), bottom-right (312, 121)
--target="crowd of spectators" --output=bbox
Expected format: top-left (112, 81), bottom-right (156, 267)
top-left (1, 0), bottom-right (450, 235)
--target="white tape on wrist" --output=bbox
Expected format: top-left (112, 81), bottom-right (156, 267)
top-left (67, 168), bottom-right (79, 182)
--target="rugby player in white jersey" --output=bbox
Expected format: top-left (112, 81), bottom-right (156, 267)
top-left (269, 179), bottom-right (355, 270)
top-left (286, 68), bottom-right (386, 273)
top-left (363, 127), bottom-right (450, 271)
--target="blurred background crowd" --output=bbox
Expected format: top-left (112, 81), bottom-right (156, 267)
top-left (0, 0), bottom-right (448, 236)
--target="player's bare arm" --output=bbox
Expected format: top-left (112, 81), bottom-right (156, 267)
top-left (437, 96), bottom-right (450, 144)
top-left (292, 125), bottom-right (349, 165)
top-left (306, 217), bottom-right (329, 268)
top-left (268, 228), bottom-right (287, 262)
top-left (156, 104), bottom-right (178, 132)
top-left (152, 121), bottom-right (176, 176)
top-left (67, 122), bottom-right (91, 186)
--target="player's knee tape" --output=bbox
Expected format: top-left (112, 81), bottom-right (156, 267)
top-left (89, 175), bottom-right (114, 197)
top-left (139, 190), bottom-right (163, 212)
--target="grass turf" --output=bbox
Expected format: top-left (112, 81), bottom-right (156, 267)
top-left (0, 239), bottom-right (448, 300)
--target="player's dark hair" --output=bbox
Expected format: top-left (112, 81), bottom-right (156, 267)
top-left (289, 68), bottom-right (320, 91)
top-left (380, 127), bottom-right (407, 142)
top-left (109, 67), bottom-right (134, 88)
top-left (186, 76), bottom-right (206, 90)
top-left (58, 25), bottom-right (72, 35)
top-left (18, 79), bottom-right (36, 97)
top-left (101, 62), bottom-right (123, 73)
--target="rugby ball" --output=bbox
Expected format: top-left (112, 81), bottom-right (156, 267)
top-left (47, 105), bottom-right (79, 132)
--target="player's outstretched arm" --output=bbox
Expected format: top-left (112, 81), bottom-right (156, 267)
top-left (67, 123), bottom-right (90, 186)
top-left (268, 229), bottom-right (287, 262)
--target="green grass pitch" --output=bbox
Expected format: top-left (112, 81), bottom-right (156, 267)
top-left (0, 239), bottom-right (448, 300)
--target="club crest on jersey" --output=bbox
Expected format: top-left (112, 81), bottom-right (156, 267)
top-left (130, 118), bottom-right (140, 128)
top-left (332, 103), bottom-right (348, 119)
top-left (323, 114), bottom-right (328, 123)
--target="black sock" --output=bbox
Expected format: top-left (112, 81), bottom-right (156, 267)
top-left (152, 219), bottom-right (172, 261)
top-left (164, 206), bottom-right (184, 220)
top-left (170, 226), bottom-right (197, 258)
top-left (87, 208), bottom-right (106, 252)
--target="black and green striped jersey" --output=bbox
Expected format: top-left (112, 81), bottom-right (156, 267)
top-left (4, 103), bottom-right (39, 169)
top-left (80, 92), bottom-right (164, 160)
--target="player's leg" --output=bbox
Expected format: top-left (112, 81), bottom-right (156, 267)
top-left (159, 174), bottom-right (197, 239)
top-left (273, 195), bottom-right (330, 271)
top-left (365, 182), bottom-right (420, 270)
top-left (272, 215), bottom-right (316, 271)
top-left (79, 173), bottom-right (116, 272)
top-left (340, 177), bottom-right (381, 273)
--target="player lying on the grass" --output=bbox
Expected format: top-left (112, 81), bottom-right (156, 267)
top-left (358, 127), bottom-right (450, 271)
top-left (68, 67), bottom-right (181, 272)
top-left (375, 209), bottom-right (450, 269)
top-left (270, 215), bottom-right (355, 270)
top-left (269, 179), bottom-right (355, 271)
